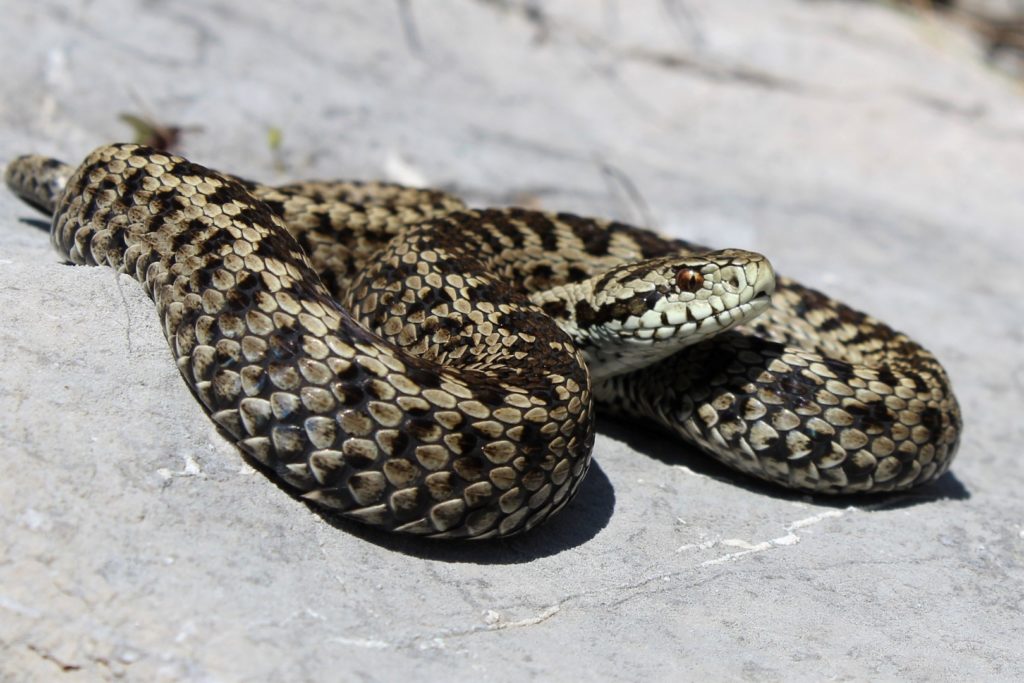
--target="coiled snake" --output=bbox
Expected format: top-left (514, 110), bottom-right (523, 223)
top-left (4, 144), bottom-right (962, 539)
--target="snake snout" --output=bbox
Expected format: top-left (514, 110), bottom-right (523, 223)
top-left (706, 249), bottom-right (776, 302)
top-left (751, 258), bottom-right (776, 300)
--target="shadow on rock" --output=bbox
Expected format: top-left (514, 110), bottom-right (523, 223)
top-left (231, 445), bottom-right (617, 563)
top-left (597, 417), bottom-right (970, 510)
top-left (842, 471), bottom-right (970, 510)
top-left (309, 459), bottom-right (615, 564)
top-left (17, 216), bottom-right (50, 232)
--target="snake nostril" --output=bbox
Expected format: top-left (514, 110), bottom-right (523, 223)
top-left (675, 268), bottom-right (703, 292)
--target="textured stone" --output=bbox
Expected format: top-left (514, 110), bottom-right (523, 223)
top-left (0, 1), bottom-right (1022, 681)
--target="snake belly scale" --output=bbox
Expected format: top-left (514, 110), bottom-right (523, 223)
top-left (4, 144), bottom-right (963, 539)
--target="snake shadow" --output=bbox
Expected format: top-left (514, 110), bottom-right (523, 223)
top-left (597, 417), bottom-right (970, 511)
top-left (303, 459), bottom-right (616, 564)
top-left (16, 216), bottom-right (51, 233)
top-left (241, 443), bottom-right (616, 563)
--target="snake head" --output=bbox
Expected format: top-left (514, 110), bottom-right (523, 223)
top-left (535, 249), bottom-right (775, 380)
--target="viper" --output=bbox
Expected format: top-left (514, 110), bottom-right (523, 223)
top-left (4, 144), bottom-right (962, 538)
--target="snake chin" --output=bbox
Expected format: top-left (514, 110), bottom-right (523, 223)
top-left (586, 292), bottom-right (773, 381)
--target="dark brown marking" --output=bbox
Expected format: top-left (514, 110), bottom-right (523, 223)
top-left (541, 300), bottom-right (568, 319)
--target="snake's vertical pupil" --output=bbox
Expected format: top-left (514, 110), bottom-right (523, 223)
top-left (675, 268), bottom-right (704, 292)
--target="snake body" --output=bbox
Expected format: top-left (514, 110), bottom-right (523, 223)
top-left (4, 144), bottom-right (962, 538)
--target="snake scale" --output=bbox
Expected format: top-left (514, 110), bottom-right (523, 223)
top-left (4, 144), bottom-right (962, 539)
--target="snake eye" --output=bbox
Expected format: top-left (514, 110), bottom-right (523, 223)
top-left (675, 268), bottom-right (704, 292)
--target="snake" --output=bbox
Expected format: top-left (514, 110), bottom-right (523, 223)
top-left (3, 143), bottom-right (962, 539)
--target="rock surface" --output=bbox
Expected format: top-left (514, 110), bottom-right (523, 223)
top-left (1, 1), bottom-right (1021, 680)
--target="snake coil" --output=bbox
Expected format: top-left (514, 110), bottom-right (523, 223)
top-left (4, 144), bottom-right (962, 539)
